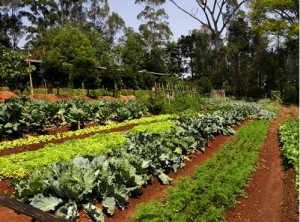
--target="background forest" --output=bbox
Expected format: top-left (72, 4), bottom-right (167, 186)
top-left (0, 0), bottom-right (298, 103)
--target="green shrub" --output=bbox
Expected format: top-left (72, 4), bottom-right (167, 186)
top-left (271, 90), bottom-right (282, 103)
top-left (147, 93), bottom-right (204, 114)
top-left (195, 77), bottom-right (212, 94)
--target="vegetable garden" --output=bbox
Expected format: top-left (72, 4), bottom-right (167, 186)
top-left (0, 97), bottom-right (298, 222)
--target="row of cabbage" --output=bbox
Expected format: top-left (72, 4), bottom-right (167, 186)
top-left (12, 102), bottom-right (275, 221)
top-left (0, 97), bottom-right (148, 138)
top-left (279, 119), bottom-right (299, 190)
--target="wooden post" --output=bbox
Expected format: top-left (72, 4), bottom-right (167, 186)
top-left (27, 54), bottom-right (34, 95)
top-left (0, 195), bottom-right (68, 222)
top-left (151, 87), bottom-right (156, 100)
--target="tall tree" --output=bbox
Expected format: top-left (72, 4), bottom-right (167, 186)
top-left (86, 0), bottom-right (110, 33)
top-left (226, 11), bottom-right (253, 97)
top-left (105, 12), bottom-right (125, 46)
top-left (164, 41), bottom-right (182, 74)
top-left (136, 0), bottom-right (246, 52)
top-left (137, 2), bottom-right (172, 72)
top-left (0, 12), bottom-right (11, 47)
top-left (249, 0), bottom-right (299, 101)
top-left (122, 32), bottom-right (146, 70)
top-left (0, 0), bottom-right (24, 49)
top-left (58, 0), bottom-right (87, 25)
top-left (178, 28), bottom-right (213, 79)
top-left (21, 0), bottom-right (59, 52)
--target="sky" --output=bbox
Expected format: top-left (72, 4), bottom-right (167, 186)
top-left (109, 0), bottom-right (202, 41)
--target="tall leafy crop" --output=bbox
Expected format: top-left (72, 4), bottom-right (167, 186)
top-left (0, 98), bottom-right (149, 137)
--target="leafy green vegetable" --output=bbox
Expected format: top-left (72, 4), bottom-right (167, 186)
top-left (30, 194), bottom-right (63, 212)
top-left (279, 119), bottom-right (299, 190)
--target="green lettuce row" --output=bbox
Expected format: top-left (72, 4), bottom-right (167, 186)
top-left (127, 120), bottom-right (175, 134)
top-left (132, 120), bottom-right (270, 222)
top-left (279, 118), bottom-right (299, 190)
top-left (0, 120), bottom-right (175, 180)
top-left (0, 114), bottom-right (173, 151)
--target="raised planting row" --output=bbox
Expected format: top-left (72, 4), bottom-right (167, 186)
top-left (0, 120), bottom-right (175, 180)
top-left (0, 114), bottom-right (172, 151)
top-left (132, 120), bottom-right (270, 222)
top-left (279, 118), bottom-right (299, 190)
top-left (215, 100), bottom-right (276, 120)
top-left (0, 97), bottom-right (148, 138)
top-left (12, 104), bottom-right (275, 221)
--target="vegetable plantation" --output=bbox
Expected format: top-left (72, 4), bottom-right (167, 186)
top-left (0, 95), bottom-right (298, 222)
top-left (0, 97), bottom-right (280, 222)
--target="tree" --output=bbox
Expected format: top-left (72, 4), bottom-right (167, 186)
top-left (0, 0), bottom-right (24, 49)
top-left (249, 0), bottom-right (299, 101)
top-left (136, 0), bottom-right (246, 52)
top-left (58, 0), bottom-right (87, 25)
top-left (105, 12), bottom-right (125, 46)
top-left (42, 27), bottom-right (97, 93)
top-left (0, 46), bottom-right (34, 91)
top-left (122, 32), bottom-right (147, 71)
top-left (86, 0), bottom-right (110, 34)
top-left (226, 11), bottom-right (253, 97)
top-left (0, 12), bottom-right (11, 47)
top-left (249, 0), bottom-right (299, 40)
top-left (178, 29), bottom-right (213, 79)
top-left (21, 0), bottom-right (59, 55)
top-left (137, 2), bottom-right (172, 72)
top-left (164, 41), bottom-right (182, 74)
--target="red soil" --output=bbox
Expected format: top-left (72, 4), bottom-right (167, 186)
top-left (119, 95), bottom-right (136, 101)
top-left (0, 90), bottom-right (136, 102)
top-left (0, 91), bottom-right (19, 101)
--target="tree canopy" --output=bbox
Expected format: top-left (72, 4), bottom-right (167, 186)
top-left (0, 0), bottom-right (298, 102)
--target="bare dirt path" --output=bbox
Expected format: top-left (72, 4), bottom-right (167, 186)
top-left (225, 106), bottom-right (299, 222)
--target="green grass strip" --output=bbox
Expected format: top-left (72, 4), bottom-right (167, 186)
top-left (0, 120), bottom-right (174, 180)
top-left (0, 114), bottom-right (173, 151)
top-left (132, 120), bottom-right (270, 222)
